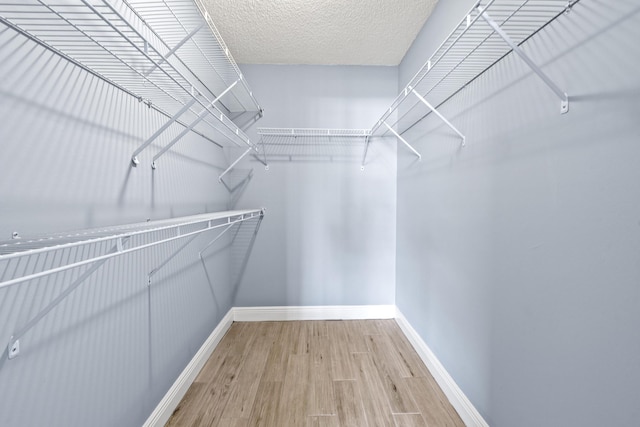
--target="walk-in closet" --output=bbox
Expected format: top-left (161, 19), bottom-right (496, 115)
top-left (1, 0), bottom-right (638, 426)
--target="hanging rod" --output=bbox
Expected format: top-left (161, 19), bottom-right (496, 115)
top-left (2, 209), bottom-right (265, 360)
top-left (366, 0), bottom-right (577, 164)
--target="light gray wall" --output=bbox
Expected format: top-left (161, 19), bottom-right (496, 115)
top-left (234, 65), bottom-right (398, 307)
top-left (396, 0), bottom-right (640, 426)
top-left (0, 25), bottom-right (245, 426)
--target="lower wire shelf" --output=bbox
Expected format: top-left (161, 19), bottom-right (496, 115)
top-left (0, 209), bottom-right (265, 360)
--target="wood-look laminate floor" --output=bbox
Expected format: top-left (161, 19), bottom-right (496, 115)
top-left (166, 320), bottom-right (465, 427)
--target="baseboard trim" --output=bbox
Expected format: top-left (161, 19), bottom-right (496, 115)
top-left (395, 309), bottom-right (489, 427)
top-left (233, 305), bottom-right (397, 321)
top-left (142, 309), bottom-right (234, 427)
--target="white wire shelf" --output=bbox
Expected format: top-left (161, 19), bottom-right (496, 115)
top-left (257, 128), bottom-right (371, 165)
top-left (0, 208), bottom-right (265, 360)
top-left (370, 0), bottom-right (577, 155)
top-left (0, 0), bottom-right (262, 167)
top-left (0, 209), bottom-right (263, 261)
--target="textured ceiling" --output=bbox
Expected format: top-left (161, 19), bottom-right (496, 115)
top-left (201, 0), bottom-right (439, 66)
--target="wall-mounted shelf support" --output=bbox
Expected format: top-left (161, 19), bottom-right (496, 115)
top-left (198, 223), bottom-right (236, 261)
top-left (151, 80), bottom-right (241, 169)
top-left (360, 135), bottom-right (371, 171)
top-left (478, 7), bottom-right (569, 114)
top-left (411, 89), bottom-right (466, 145)
top-left (132, 98), bottom-right (199, 166)
top-left (219, 147), bottom-right (254, 182)
top-left (383, 122), bottom-right (422, 160)
top-left (7, 237), bottom-right (130, 360)
top-left (147, 235), bottom-right (199, 286)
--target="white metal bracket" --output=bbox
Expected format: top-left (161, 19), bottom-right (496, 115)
top-left (383, 121), bottom-right (422, 160)
top-left (6, 237), bottom-right (130, 360)
top-left (478, 8), bottom-right (569, 114)
top-left (151, 80), bottom-right (240, 168)
top-left (147, 235), bottom-right (199, 286)
top-left (361, 135), bottom-right (371, 171)
top-left (7, 337), bottom-right (19, 360)
top-left (219, 147), bottom-right (253, 182)
top-left (411, 89), bottom-right (466, 145)
top-left (131, 97), bottom-right (198, 166)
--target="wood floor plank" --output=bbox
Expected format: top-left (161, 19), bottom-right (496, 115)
top-left (165, 382), bottom-right (205, 427)
top-left (327, 322), bottom-right (356, 380)
top-left (218, 418), bottom-right (249, 427)
top-left (392, 413), bottom-right (428, 427)
top-left (195, 322), bottom-right (254, 383)
top-left (311, 320), bottom-right (329, 337)
top-left (380, 321), bottom-right (431, 378)
top-left (404, 376), bottom-right (465, 427)
top-left (246, 381), bottom-right (283, 427)
top-left (275, 354), bottom-right (310, 425)
top-left (310, 336), bottom-right (332, 382)
top-left (344, 320), bottom-right (371, 353)
top-left (366, 333), bottom-right (413, 378)
top-left (351, 352), bottom-right (395, 427)
top-left (220, 334), bottom-right (274, 419)
top-left (308, 379), bottom-right (337, 416)
top-left (365, 334), bottom-right (419, 414)
top-left (253, 321), bottom-right (283, 338)
top-left (306, 415), bottom-right (340, 427)
top-left (333, 380), bottom-right (368, 427)
top-left (261, 322), bottom-right (299, 382)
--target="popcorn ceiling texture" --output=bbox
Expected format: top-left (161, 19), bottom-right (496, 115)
top-left (201, 0), bottom-right (439, 65)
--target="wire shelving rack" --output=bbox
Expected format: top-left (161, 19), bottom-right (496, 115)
top-left (0, 0), bottom-right (263, 170)
top-left (0, 209), bottom-right (265, 360)
top-left (365, 0), bottom-right (578, 164)
top-left (257, 128), bottom-right (371, 167)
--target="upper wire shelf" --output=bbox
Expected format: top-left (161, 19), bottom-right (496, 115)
top-left (0, 0), bottom-right (262, 165)
top-left (257, 128), bottom-right (371, 166)
top-left (371, 0), bottom-right (576, 141)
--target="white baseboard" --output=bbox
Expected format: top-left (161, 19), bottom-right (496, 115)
top-left (233, 304), bottom-right (397, 321)
top-left (395, 309), bottom-right (489, 427)
top-left (142, 309), bottom-right (234, 427)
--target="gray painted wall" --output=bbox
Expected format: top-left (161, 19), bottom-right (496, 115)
top-left (0, 24), bottom-right (248, 426)
top-left (234, 65), bottom-right (398, 307)
top-left (396, 0), bottom-right (640, 426)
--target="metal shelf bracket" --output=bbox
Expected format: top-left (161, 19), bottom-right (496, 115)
top-left (411, 89), bottom-right (466, 145)
top-left (7, 237), bottom-right (130, 360)
top-left (361, 135), bottom-right (371, 171)
top-left (478, 7), bottom-right (569, 114)
top-left (383, 122), bottom-right (422, 160)
top-left (219, 147), bottom-right (254, 182)
top-left (132, 98), bottom-right (199, 166)
top-left (151, 80), bottom-right (240, 168)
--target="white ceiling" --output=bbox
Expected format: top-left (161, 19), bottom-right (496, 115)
top-left (201, 0), bottom-right (439, 66)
